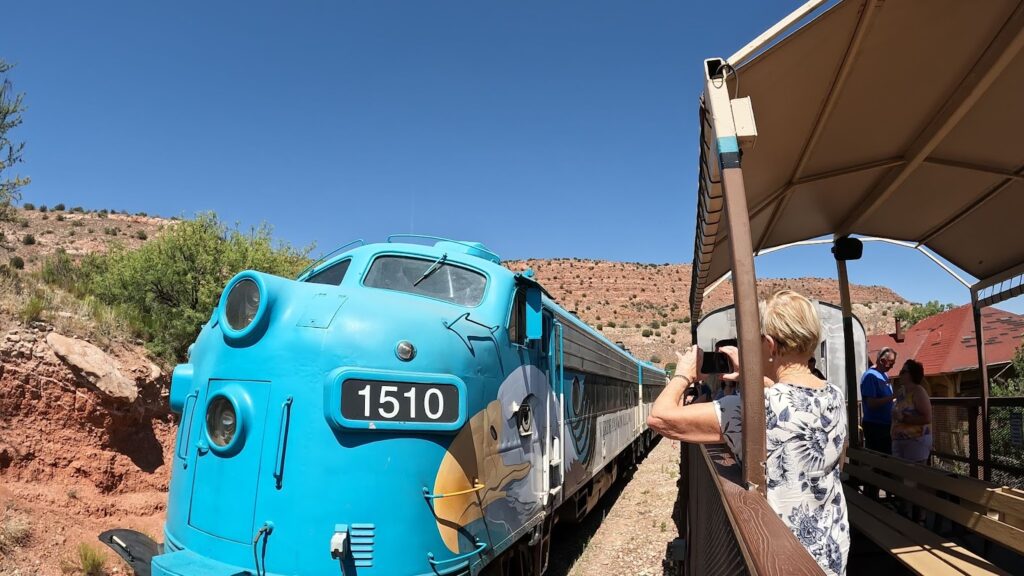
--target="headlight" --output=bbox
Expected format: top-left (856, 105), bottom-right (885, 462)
top-left (225, 279), bottom-right (261, 331)
top-left (206, 396), bottom-right (237, 447)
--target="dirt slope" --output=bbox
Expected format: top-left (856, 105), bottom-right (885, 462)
top-left (506, 258), bottom-right (906, 367)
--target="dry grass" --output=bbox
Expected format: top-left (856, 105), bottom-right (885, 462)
top-left (60, 543), bottom-right (107, 576)
top-left (0, 270), bottom-right (131, 349)
top-left (0, 503), bottom-right (31, 555)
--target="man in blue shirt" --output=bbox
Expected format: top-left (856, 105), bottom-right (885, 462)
top-left (861, 347), bottom-right (897, 454)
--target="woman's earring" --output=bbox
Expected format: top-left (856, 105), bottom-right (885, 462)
top-left (768, 357), bottom-right (774, 363)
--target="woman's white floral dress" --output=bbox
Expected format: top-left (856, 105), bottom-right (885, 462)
top-left (714, 383), bottom-right (849, 576)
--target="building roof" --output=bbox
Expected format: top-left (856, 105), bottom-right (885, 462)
top-left (867, 305), bottom-right (1024, 376)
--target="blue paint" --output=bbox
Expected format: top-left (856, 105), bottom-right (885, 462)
top-left (155, 237), bottom-right (664, 576)
top-left (716, 135), bottom-right (739, 154)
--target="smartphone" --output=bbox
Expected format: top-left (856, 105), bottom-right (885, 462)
top-left (700, 351), bottom-right (732, 374)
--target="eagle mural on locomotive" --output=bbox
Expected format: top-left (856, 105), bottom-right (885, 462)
top-left (134, 236), bottom-right (664, 576)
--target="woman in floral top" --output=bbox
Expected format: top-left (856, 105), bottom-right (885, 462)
top-left (647, 290), bottom-right (849, 575)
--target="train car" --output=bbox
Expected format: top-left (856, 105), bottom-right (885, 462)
top-left (130, 235), bottom-right (664, 576)
top-left (694, 301), bottom-right (868, 402)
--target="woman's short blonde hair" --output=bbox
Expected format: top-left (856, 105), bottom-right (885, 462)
top-left (759, 290), bottom-right (821, 358)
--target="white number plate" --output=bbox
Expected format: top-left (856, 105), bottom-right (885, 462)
top-left (342, 380), bottom-right (459, 423)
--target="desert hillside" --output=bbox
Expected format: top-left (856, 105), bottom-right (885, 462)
top-left (506, 258), bottom-right (907, 367)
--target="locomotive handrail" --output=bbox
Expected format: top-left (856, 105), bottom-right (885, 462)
top-left (386, 234), bottom-right (502, 262)
top-left (422, 481), bottom-right (485, 500)
top-left (175, 391), bottom-right (200, 466)
top-left (426, 539), bottom-right (488, 572)
top-left (273, 396), bottom-right (293, 489)
top-left (294, 239), bottom-right (366, 281)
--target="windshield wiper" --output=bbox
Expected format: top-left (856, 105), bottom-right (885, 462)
top-left (413, 253), bottom-right (448, 287)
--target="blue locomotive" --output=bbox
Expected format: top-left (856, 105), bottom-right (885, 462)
top-left (143, 235), bottom-right (664, 575)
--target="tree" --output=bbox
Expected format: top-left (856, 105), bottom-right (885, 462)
top-left (0, 59), bottom-right (29, 219)
top-left (991, 344), bottom-right (1024, 398)
top-left (893, 300), bottom-right (954, 327)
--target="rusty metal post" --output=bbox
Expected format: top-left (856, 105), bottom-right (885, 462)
top-left (971, 291), bottom-right (992, 481)
top-left (836, 259), bottom-right (861, 448)
top-left (968, 403), bottom-right (980, 479)
top-left (721, 168), bottom-right (768, 494)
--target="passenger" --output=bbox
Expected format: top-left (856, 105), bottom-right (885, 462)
top-left (647, 290), bottom-right (848, 575)
top-left (683, 379), bottom-right (712, 404)
top-left (892, 359), bottom-right (932, 464)
top-left (861, 348), bottom-right (897, 454)
top-left (711, 341), bottom-right (736, 401)
top-left (809, 357), bottom-right (826, 380)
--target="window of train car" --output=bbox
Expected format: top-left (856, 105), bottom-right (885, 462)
top-left (364, 255), bottom-right (486, 306)
top-left (508, 289), bottom-right (527, 344)
top-left (306, 259), bottom-right (352, 286)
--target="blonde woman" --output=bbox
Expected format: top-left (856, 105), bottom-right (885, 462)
top-left (647, 290), bottom-right (849, 576)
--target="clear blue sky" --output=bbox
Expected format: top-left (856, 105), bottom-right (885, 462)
top-left (5, 1), bottom-right (1021, 313)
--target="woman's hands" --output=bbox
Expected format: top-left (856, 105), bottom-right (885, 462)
top-left (675, 346), bottom-right (700, 382)
top-left (718, 346), bottom-right (741, 382)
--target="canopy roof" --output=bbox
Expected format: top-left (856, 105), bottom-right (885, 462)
top-left (691, 0), bottom-right (1024, 316)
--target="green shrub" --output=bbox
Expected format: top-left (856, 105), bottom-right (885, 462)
top-left (596, 324), bottom-right (603, 330)
top-left (606, 321), bottom-right (616, 328)
top-left (71, 219), bottom-right (83, 227)
top-left (134, 229), bottom-right (148, 240)
top-left (22, 234), bottom-right (35, 245)
top-left (21, 292), bottom-right (45, 322)
top-left (649, 320), bottom-right (660, 329)
top-left (9, 256), bottom-right (24, 270)
top-left (19, 219), bottom-right (28, 228)
top-left (84, 213), bottom-right (310, 363)
top-left (22, 202), bottom-right (35, 210)
top-left (71, 206), bottom-right (84, 213)
top-left (683, 316), bottom-right (691, 323)
top-left (41, 214), bottom-right (49, 220)
top-left (56, 213), bottom-right (65, 221)
top-left (38, 204), bottom-right (47, 212)
top-left (642, 329), bottom-right (653, 338)
top-left (97, 211), bottom-right (108, 219)
top-left (650, 354), bottom-right (662, 364)
top-left (103, 227), bottom-right (118, 236)
top-left (41, 249), bottom-right (78, 292)
top-left (53, 203), bottom-right (65, 211)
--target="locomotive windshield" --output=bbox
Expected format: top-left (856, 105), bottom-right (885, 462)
top-left (364, 255), bottom-right (486, 306)
top-left (305, 259), bottom-right (351, 286)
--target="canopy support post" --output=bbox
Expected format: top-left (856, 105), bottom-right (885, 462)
top-left (971, 290), bottom-right (992, 481)
top-left (703, 57), bottom-right (766, 494)
top-left (836, 258), bottom-right (861, 449)
top-left (723, 167), bottom-right (767, 495)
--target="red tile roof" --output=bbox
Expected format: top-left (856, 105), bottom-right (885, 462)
top-left (867, 304), bottom-right (1024, 377)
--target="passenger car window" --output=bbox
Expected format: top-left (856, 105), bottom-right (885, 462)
top-left (364, 255), bottom-right (486, 306)
top-left (306, 259), bottom-right (352, 286)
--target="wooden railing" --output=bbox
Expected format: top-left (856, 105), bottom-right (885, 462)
top-left (679, 443), bottom-right (824, 575)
